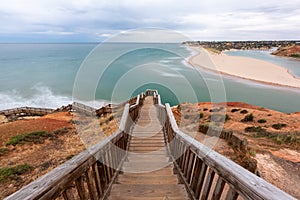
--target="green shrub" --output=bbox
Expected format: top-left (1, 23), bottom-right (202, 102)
top-left (225, 114), bottom-right (230, 121)
top-left (231, 108), bottom-right (240, 113)
top-left (6, 127), bottom-right (70, 146)
top-left (6, 131), bottom-right (55, 146)
top-left (257, 119), bottom-right (267, 123)
top-left (249, 149), bottom-right (256, 157)
top-left (240, 109), bottom-right (248, 114)
top-left (245, 126), bottom-right (265, 133)
top-left (253, 131), bottom-right (300, 145)
top-left (0, 164), bottom-right (33, 182)
top-left (272, 134), bottom-right (299, 145)
top-left (0, 148), bottom-right (8, 156)
top-left (184, 114), bottom-right (189, 119)
top-left (108, 115), bottom-right (114, 121)
top-left (241, 114), bottom-right (254, 122)
top-left (272, 123), bottom-right (287, 130)
top-left (290, 54), bottom-right (300, 58)
top-left (199, 113), bottom-right (204, 119)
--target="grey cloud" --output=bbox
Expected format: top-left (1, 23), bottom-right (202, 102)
top-left (0, 0), bottom-right (299, 42)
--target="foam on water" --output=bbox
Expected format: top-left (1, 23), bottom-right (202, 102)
top-left (0, 85), bottom-right (72, 110)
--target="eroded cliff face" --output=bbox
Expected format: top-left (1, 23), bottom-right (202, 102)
top-left (272, 45), bottom-right (300, 59)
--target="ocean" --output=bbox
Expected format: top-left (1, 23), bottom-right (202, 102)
top-left (0, 43), bottom-right (300, 113)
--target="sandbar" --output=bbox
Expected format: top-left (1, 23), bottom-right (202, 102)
top-left (188, 46), bottom-right (300, 89)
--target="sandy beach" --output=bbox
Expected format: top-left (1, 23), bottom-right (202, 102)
top-left (188, 46), bottom-right (300, 89)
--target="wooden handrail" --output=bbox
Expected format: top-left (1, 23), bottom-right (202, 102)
top-left (163, 103), bottom-right (296, 200)
top-left (5, 90), bottom-right (295, 200)
top-left (0, 107), bottom-right (55, 117)
top-left (5, 93), bottom-right (143, 200)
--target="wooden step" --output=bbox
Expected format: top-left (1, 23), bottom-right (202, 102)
top-left (127, 157), bottom-right (170, 163)
top-left (129, 146), bottom-right (166, 151)
top-left (127, 150), bottom-right (168, 154)
top-left (122, 162), bottom-right (173, 172)
top-left (127, 150), bottom-right (167, 154)
top-left (131, 132), bottom-right (163, 135)
top-left (130, 137), bottom-right (164, 140)
top-left (129, 143), bottom-right (165, 148)
top-left (116, 175), bottom-right (179, 184)
top-left (131, 136), bottom-right (163, 138)
top-left (122, 161), bottom-right (172, 166)
top-left (131, 136), bottom-right (163, 139)
top-left (132, 131), bottom-right (163, 135)
top-left (129, 142), bottom-right (165, 146)
top-left (122, 167), bottom-right (174, 176)
top-left (109, 184), bottom-right (189, 199)
top-left (109, 197), bottom-right (187, 200)
top-left (130, 139), bottom-right (164, 143)
top-left (129, 146), bottom-right (167, 152)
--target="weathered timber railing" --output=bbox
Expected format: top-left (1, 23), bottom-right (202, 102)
top-left (157, 103), bottom-right (295, 199)
top-left (5, 90), bottom-right (296, 200)
top-left (95, 94), bottom-right (143, 117)
top-left (0, 107), bottom-right (55, 117)
top-left (72, 102), bottom-right (97, 116)
top-left (5, 93), bottom-right (144, 200)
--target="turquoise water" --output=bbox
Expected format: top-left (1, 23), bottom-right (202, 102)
top-left (0, 43), bottom-right (300, 113)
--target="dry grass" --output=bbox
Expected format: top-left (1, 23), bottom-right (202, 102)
top-left (0, 111), bottom-right (120, 198)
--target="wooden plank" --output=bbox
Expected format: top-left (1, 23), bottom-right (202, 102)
top-left (212, 176), bottom-right (226, 200)
top-left (129, 142), bottom-right (165, 146)
top-left (116, 175), bottom-right (178, 184)
top-left (92, 163), bottom-right (103, 198)
top-left (122, 166), bottom-right (174, 176)
top-left (62, 188), bottom-right (75, 200)
top-left (85, 169), bottom-right (97, 200)
top-left (183, 149), bottom-right (191, 177)
top-left (195, 163), bottom-right (208, 198)
top-left (122, 161), bottom-right (173, 170)
top-left (110, 184), bottom-right (189, 198)
top-left (128, 146), bottom-right (166, 151)
top-left (190, 157), bottom-right (202, 192)
top-left (109, 196), bottom-right (188, 200)
top-left (75, 176), bottom-right (88, 200)
top-left (200, 168), bottom-right (215, 200)
top-left (225, 187), bottom-right (239, 200)
top-left (126, 157), bottom-right (169, 163)
top-left (186, 151), bottom-right (195, 183)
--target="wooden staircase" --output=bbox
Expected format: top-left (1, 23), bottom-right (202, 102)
top-left (5, 90), bottom-right (295, 200)
top-left (109, 97), bottom-right (189, 199)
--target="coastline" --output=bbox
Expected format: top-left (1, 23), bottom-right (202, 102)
top-left (187, 46), bottom-right (300, 89)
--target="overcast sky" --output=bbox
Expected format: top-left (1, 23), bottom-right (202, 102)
top-left (0, 0), bottom-right (299, 42)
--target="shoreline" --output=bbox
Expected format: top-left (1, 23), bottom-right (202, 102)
top-left (187, 46), bottom-right (300, 90)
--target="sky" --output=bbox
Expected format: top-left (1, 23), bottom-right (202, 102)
top-left (0, 0), bottom-right (299, 42)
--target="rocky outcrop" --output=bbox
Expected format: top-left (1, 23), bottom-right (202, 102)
top-left (272, 45), bottom-right (300, 59)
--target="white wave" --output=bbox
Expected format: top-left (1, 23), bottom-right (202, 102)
top-left (161, 72), bottom-right (183, 78)
top-left (167, 56), bottom-right (181, 60)
top-left (159, 60), bottom-right (172, 63)
top-left (0, 85), bottom-right (72, 110)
